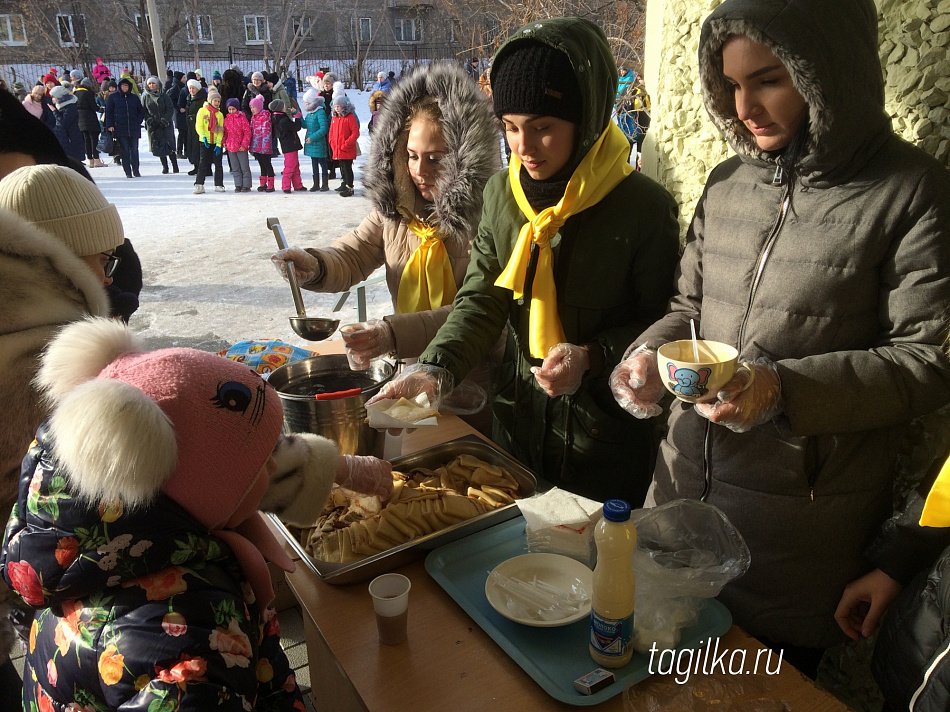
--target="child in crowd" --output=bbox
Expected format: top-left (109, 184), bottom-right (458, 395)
top-left (269, 99), bottom-right (304, 193)
top-left (223, 98), bottom-right (252, 192)
top-left (328, 94), bottom-right (359, 197)
top-left (0, 317), bottom-right (392, 710)
top-left (194, 89), bottom-right (224, 194)
top-left (249, 95), bottom-right (275, 192)
top-left (302, 89), bottom-right (329, 191)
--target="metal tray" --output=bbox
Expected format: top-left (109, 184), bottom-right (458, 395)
top-left (267, 435), bottom-right (541, 585)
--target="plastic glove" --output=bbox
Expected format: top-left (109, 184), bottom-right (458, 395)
top-left (271, 247), bottom-right (321, 285)
top-left (335, 454), bottom-right (393, 499)
top-left (214, 145), bottom-right (222, 156)
top-left (366, 363), bottom-right (454, 412)
top-left (609, 344), bottom-right (664, 418)
top-left (342, 319), bottom-right (395, 369)
top-left (202, 137), bottom-right (210, 148)
top-left (531, 343), bottom-right (589, 397)
top-left (693, 357), bottom-right (782, 433)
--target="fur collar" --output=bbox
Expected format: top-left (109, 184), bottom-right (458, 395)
top-left (361, 62), bottom-right (501, 246)
top-left (699, 0), bottom-right (891, 186)
top-left (0, 208), bottom-right (110, 337)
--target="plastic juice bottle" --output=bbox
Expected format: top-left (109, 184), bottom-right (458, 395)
top-left (589, 498), bottom-right (637, 668)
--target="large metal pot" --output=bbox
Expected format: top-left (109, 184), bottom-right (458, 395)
top-left (268, 355), bottom-right (396, 456)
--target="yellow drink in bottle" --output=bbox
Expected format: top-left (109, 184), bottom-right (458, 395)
top-left (589, 499), bottom-right (636, 668)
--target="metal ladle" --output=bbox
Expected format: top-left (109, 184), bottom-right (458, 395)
top-left (266, 217), bottom-right (340, 341)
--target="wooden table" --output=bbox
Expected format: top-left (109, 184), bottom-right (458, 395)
top-left (282, 406), bottom-right (850, 711)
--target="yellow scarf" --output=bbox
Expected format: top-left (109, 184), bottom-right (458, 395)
top-left (921, 454), bottom-right (950, 527)
top-left (396, 219), bottom-right (457, 314)
top-left (494, 122), bottom-right (634, 358)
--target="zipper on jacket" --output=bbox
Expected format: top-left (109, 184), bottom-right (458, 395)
top-left (736, 186), bottom-right (791, 351)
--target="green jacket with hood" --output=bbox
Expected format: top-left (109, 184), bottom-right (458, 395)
top-left (636, 0), bottom-right (950, 649)
top-left (418, 17), bottom-right (681, 505)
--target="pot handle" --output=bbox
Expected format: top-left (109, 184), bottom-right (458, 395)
top-left (313, 388), bottom-right (363, 401)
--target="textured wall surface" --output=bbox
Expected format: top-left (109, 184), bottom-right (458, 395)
top-left (649, 0), bottom-right (950, 241)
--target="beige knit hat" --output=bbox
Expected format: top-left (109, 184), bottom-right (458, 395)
top-left (0, 164), bottom-right (124, 256)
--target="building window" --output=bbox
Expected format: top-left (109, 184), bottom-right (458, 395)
top-left (56, 13), bottom-right (84, 47)
top-left (450, 20), bottom-right (461, 43)
top-left (357, 17), bottom-right (371, 42)
top-left (394, 17), bottom-right (422, 43)
top-left (244, 15), bottom-right (269, 45)
top-left (187, 15), bottom-right (213, 44)
top-left (134, 14), bottom-right (150, 33)
top-left (0, 14), bottom-right (27, 46)
top-left (293, 16), bottom-right (312, 38)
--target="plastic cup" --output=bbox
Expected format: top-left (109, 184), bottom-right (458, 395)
top-left (341, 323), bottom-right (370, 371)
top-left (368, 573), bottom-right (411, 645)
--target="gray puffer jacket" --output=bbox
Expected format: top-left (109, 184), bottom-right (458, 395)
top-left (635, 0), bottom-right (950, 649)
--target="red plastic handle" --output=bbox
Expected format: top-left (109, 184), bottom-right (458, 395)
top-left (313, 388), bottom-right (362, 401)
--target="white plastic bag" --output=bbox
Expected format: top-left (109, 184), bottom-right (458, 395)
top-left (631, 499), bottom-right (751, 651)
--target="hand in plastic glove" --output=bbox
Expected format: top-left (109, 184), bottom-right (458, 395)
top-left (335, 454), bottom-right (393, 499)
top-left (342, 319), bottom-right (395, 369)
top-left (693, 357), bottom-right (782, 433)
top-left (271, 247), bottom-right (321, 285)
top-left (609, 344), bottom-right (664, 418)
top-left (531, 343), bottom-right (589, 397)
top-left (834, 568), bottom-right (902, 641)
top-left (366, 364), bottom-right (454, 434)
top-left (202, 138), bottom-right (210, 148)
top-left (214, 145), bottom-right (222, 156)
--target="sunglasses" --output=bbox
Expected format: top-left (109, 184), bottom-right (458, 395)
top-left (101, 251), bottom-right (121, 278)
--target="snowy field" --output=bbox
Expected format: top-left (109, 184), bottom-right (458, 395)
top-left (97, 90), bottom-right (395, 354)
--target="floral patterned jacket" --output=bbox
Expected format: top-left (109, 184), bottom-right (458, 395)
top-left (0, 423), bottom-right (305, 712)
top-left (250, 110), bottom-right (274, 156)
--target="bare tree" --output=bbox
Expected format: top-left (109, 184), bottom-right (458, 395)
top-left (10, 0), bottom-right (109, 75)
top-left (109, 0), bottom-right (185, 77)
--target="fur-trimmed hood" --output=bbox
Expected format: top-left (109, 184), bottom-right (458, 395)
top-left (0, 208), bottom-right (110, 339)
top-left (362, 61), bottom-right (501, 246)
top-left (699, 0), bottom-right (891, 186)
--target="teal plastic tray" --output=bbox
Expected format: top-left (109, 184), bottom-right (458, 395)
top-left (425, 517), bottom-right (733, 707)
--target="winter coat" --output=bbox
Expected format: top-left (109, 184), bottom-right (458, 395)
top-left (372, 78), bottom-right (391, 94)
top-left (271, 111), bottom-right (302, 153)
top-left (416, 21), bottom-right (681, 506)
top-left (72, 82), bottom-right (99, 133)
top-left (284, 76), bottom-right (297, 100)
top-left (301, 63), bottom-right (499, 358)
top-left (241, 84), bottom-right (272, 122)
top-left (119, 70), bottom-right (140, 96)
top-left (0, 423), bottom-right (324, 711)
top-left (105, 79), bottom-right (145, 138)
top-left (141, 88), bottom-right (176, 157)
top-left (0, 208), bottom-right (110, 541)
top-left (21, 95), bottom-right (43, 120)
top-left (91, 62), bottom-right (111, 84)
top-left (196, 102), bottom-right (225, 148)
top-left (271, 80), bottom-right (295, 114)
top-left (250, 110), bottom-right (275, 155)
top-left (302, 107), bottom-right (329, 159)
top-left (184, 88), bottom-right (207, 164)
top-left (328, 111), bottom-right (358, 160)
top-left (173, 79), bottom-right (188, 130)
top-left (633, 0), bottom-right (950, 649)
top-left (223, 110), bottom-right (252, 153)
top-left (51, 99), bottom-right (85, 162)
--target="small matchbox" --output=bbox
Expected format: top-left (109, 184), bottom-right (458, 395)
top-left (573, 668), bottom-right (615, 695)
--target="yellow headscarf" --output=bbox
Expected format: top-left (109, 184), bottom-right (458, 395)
top-left (396, 218), bottom-right (457, 314)
top-left (921, 454), bottom-right (950, 527)
top-left (494, 121), bottom-right (635, 358)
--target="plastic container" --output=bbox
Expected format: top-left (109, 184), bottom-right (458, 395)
top-left (589, 499), bottom-right (637, 668)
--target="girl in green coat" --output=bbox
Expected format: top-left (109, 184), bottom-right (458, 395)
top-left (369, 17), bottom-right (680, 506)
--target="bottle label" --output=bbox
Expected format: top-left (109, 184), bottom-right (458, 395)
top-left (590, 610), bottom-right (633, 658)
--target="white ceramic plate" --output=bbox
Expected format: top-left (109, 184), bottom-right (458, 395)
top-left (485, 553), bottom-right (592, 628)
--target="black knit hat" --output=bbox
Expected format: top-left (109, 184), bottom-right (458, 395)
top-left (491, 40), bottom-right (582, 123)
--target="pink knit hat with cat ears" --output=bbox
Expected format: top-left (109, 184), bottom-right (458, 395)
top-left (38, 318), bottom-right (284, 532)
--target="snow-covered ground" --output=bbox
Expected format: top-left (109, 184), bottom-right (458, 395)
top-left (97, 89), bottom-right (394, 354)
